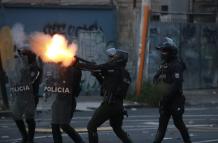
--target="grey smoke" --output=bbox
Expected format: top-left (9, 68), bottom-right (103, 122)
top-left (11, 23), bottom-right (28, 49)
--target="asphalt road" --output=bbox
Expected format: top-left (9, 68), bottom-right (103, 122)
top-left (1, 106), bottom-right (218, 143)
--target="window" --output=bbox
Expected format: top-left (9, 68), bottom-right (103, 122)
top-left (161, 5), bottom-right (168, 15)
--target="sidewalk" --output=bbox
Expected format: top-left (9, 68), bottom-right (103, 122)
top-left (184, 89), bottom-right (218, 106)
top-left (1, 89), bottom-right (218, 117)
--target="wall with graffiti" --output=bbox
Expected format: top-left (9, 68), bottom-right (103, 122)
top-left (0, 6), bottom-right (117, 94)
top-left (1, 6), bottom-right (218, 93)
top-left (148, 22), bottom-right (218, 89)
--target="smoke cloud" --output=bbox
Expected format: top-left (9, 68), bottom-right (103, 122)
top-left (11, 23), bottom-right (28, 49)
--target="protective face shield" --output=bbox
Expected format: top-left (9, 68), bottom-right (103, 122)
top-left (156, 37), bottom-right (177, 61)
top-left (105, 48), bottom-right (128, 66)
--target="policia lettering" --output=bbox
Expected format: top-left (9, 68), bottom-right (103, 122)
top-left (10, 85), bottom-right (31, 93)
top-left (153, 37), bottom-right (191, 143)
top-left (10, 49), bottom-right (41, 143)
top-left (44, 86), bottom-right (71, 94)
top-left (76, 48), bottom-right (133, 143)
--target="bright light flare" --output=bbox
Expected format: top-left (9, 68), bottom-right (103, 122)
top-left (30, 33), bottom-right (77, 67)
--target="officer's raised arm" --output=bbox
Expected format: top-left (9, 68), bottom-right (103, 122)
top-left (74, 48), bottom-right (128, 71)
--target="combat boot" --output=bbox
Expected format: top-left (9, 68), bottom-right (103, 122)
top-left (26, 119), bottom-right (36, 143)
top-left (15, 120), bottom-right (28, 143)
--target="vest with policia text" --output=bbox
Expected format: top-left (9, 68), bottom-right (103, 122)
top-left (10, 83), bottom-right (33, 96)
top-left (43, 66), bottom-right (81, 97)
top-left (153, 58), bottom-right (186, 104)
top-left (44, 82), bottom-right (73, 96)
top-left (10, 82), bottom-right (36, 120)
top-left (48, 66), bottom-right (82, 124)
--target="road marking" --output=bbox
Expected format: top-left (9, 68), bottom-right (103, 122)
top-left (33, 123), bottom-right (218, 133)
top-left (121, 114), bottom-right (218, 119)
top-left (35, 126), bottom-right (113, 133)
top-left (193, 139), bottom-right (218, 143)
top-left (130, 108), bottom-right (137, 111)
top-left (163, 137), bottom-right (173, 140)
top-left (1, 136), bottom-right (9, 139)
top-left (143, 122), bottom-right (159, 125)
top-left (186, 107), bottom-right (210, 111)
top-left (1, 114), bottom-right (218, 123)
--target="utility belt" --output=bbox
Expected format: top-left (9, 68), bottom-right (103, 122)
top-left (103, 94), bottom-right (123, 104)
top-left (10, 83), bottom-right (33, 96)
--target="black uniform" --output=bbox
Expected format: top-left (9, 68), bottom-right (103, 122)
top-left (79, 51), bottom-right (133, 143)
top-left (45, 65), bottom-right (84, 143)
top-left (153, 37), bottom-right (191, 143)
top-left (10, 49), bottom-right (40, 143)
top-left (28, 52), bottom-right (43, 107)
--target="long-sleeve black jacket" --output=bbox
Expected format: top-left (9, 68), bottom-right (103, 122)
top-left (153, 58), bottom-right (186, 106)
top-left (80, 60), bottom-right (131, 104)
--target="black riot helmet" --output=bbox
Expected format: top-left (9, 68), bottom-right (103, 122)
top-left (105, 48), bottom-right (128, 67)
top-left (156, 37), bottom-right (178, 61)
top-left (18, 48), bottom-right (36, 64)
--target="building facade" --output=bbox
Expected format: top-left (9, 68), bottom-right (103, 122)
top-left (0, 0), bottom-right (218, 108)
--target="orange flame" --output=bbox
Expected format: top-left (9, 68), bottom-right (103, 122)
top-left (30, 33), bottom-right (77, 67)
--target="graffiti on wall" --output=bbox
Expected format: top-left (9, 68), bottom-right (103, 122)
top-left (148, 23), bottom-right (218, 89)
top-left (43, 22), bottom-right (103, 38)
top-left (201, 27), bottom-right (218, 87)
top-left (181, 24), bottom-right (201, 88)
top-left (77, 30), bottom-right (107, 93)
top-left (42, 22), bottom-right (108, 93)
top-left (0, 22), bottom-right (109, 94)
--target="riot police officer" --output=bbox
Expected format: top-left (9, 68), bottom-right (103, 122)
top-left (20, 49), bottom-right (42, 106)
top-left (44, 64), bottom-right (85, 143)
top-left (82, 48), bottom-right (133, 143)
top-left (10, 48), bottom-right (41, 143)
top-left (153, 37), bottom-right (191, 143)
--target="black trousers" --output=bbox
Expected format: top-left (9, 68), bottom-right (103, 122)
top-left (52, 123), bottom-right (84, 143)
top-left (14, 118), bottom-right (36, 143)
top-left (153, 96), bottom-right (191, 143)
top-left (87, 102), bottom-right (132, 143)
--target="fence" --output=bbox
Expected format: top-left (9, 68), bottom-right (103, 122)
top-left (147, 22), bottom-right (218, 89)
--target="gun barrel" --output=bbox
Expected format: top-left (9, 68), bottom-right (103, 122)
top-left (74, 56), bottom-right (97, 71)
top-left (75, 56), bottom-right (95, 64)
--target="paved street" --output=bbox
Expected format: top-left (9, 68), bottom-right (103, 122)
top-left (1, 105), bottom-right (218, 143)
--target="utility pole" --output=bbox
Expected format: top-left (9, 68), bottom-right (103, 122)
top-left (135, 0), bottom-right (151, 96)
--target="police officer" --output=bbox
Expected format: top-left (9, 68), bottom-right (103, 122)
top-left (45, 64), bottom-right (85, 143)
top-left (82, 48), bottom-right (133, 143)
top-left (20, 49), bottom-right (42, 106)
top-left (153, 37), bottom-right (191, 143)
top-left (10, 48), bottom-right (40, 143)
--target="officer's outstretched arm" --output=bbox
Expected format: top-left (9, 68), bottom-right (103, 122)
top-left (95, 62), bottom-right (122, 70)
top-left (75, 61), bottom-right (121, 71)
